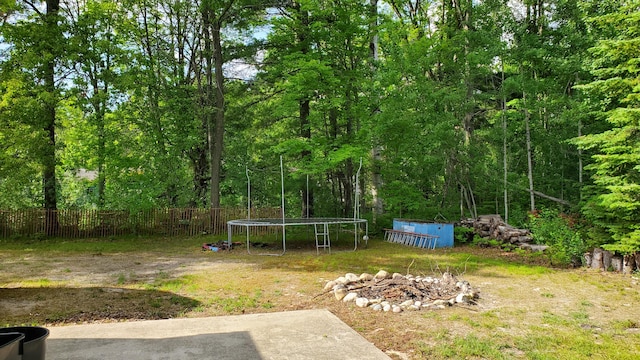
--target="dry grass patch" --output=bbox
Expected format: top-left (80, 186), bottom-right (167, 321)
top-left (1, 236), bottom-right (640, 359)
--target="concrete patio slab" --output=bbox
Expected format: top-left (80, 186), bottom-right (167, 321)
top-left (46, 309), bottom-right (391, 360)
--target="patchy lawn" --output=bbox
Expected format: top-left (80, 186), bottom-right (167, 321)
top-left (1, 235), bottom-right (639, 359)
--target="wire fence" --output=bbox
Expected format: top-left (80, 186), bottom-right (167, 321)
top-left (0, 208), bottom-right (282, 239)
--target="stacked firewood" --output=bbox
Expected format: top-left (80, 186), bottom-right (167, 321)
top-left (585, 248), bottom-right (640, 274)
top-left (460, 214), bottom-right (534, 247)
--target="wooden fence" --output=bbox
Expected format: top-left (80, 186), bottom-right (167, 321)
top-left (0, 208), bottom-right (282, 239)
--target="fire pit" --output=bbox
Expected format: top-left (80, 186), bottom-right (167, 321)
top-left (324, 270), bottom-right (479, 313)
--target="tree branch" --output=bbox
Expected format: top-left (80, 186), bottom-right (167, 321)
top-left (22, 0), bottom-right (43, 17)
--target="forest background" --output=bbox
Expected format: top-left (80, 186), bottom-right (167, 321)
top-left (0, 0), bottom-right (638, 256)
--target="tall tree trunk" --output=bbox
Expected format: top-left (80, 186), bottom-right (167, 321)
top-left (457, 0), bottom-right (473, 145)
top-left (190, 63), bottom-right (210, 207)
top-left (341, 160), bottom-right (354, 217)
top-left (142, 7), bottom-right (176, 206)
top-left (501, 59), bottom-right (508, 222)
top-left (43, 0), bottom-right (60, 234)
top-left (88, 58), bottom-right (109, 208)
top-left (297, 4), bottom-right (313, 217)
top-left (189, 141), bottom-right (209, 207)
top-left (96, 107), bottom-right (106, 208)
top-left (524, 93), bottom-right (536, 211)
top-left (202, 5), bottom-right (215, 207)
top-left (300, 99), bottom-right (313, 217)
top-left (578, 119), bottom-right (583, 201)
top-left (209, 19), bottom-right (225, 208)
top-left (202, 4), bottom-right (221, 208)
top-left (369, 0), bottom-right (384, 217)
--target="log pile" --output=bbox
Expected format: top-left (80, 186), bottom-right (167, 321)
top-left (584, 248), bottom-right (640, 274)
top-left (460, 214), bottom-right (536, 249)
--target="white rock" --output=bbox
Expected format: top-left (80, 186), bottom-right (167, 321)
top-left (414, 301), bottom-right (422, 307)
top-left (369, 298), bottom-right (382, 304)
top-left (332, 283), bottom-right (345, 291)
top-left (383, 304), bottom-right (391, 312)
top-left (456, 281), bottom-right (471, 293)
top-left (408, 305), bottom-right (420, 311)
top-left (433, 299), bottom-right (447, 307)
top-left (335, 276), bottom-right (348, 284)
top-left (345, 273), bottom-right (359, 283)
top-left (343, 292), bottom-right (358, 302)
top-left (323, 280), bottom-right (337, 292)
top-left (392, 305), bottom-right (403, 313)
top-left (372, 304), bottom-right (383, 311)
top-left (456, 293), bottom-right (472, 303)
top-left (392, 272), bottom-right (404, 280)
top-left (359, 273), bottom-right (374, 281)
top-left (334, 288), bottom-right (348, 301)
top-left (374, 270), bottom-right (390, 281)
top-left (355, 297), bottom-right (370, 308)
top-left (400, 300), bottom-right (414, 308)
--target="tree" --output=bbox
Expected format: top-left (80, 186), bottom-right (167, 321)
top-left (500, 0), bottom-right (590, 219)
top-left (65, 0), bottom-right (130, 208)
top-left (574, 0), bottom-right (640, 254)
top-left (250, 0), bottom-right (373, 217)
top-left (0, 0), bottom-right (64, 231)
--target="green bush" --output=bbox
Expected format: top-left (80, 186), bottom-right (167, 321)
top-left (472, 236), bottom-right (501, 248)
top-left (528, 209), bottom-right (586, 267)
top-left (454, 226), bottom-right (475, 244)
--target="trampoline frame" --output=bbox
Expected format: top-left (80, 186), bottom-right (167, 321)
top-left (227, 156), bottom-right (369, 255)
top-left (227, 217), bottom-right (368, 255)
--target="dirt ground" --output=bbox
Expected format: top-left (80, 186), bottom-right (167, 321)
top-left (2, 248), bottom-right (640, 359)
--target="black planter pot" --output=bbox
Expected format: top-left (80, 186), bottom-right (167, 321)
top-left (0, 327), bottom-right (49, 360)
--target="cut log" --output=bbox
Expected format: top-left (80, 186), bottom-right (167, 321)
top-left (623, 254), bottom-right (636, 274)
top-left (603, 250), bottom-right (613, 270)
top-left (518, 236), bottom-right (533, 243)
top-left (584, 252), bottom-right (592, 268)
top-left (591, 248), bottom-right (604, 270)
top-left (611, 255), bottom-right (623, 272)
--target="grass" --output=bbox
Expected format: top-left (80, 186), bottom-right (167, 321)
top-left (2, 234), bottom-right (640, 359)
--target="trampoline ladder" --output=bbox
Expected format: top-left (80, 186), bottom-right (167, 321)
top-left (314, 223), bottom-right (330, 254)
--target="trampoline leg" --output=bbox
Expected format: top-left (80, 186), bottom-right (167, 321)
top-left (246, 226), bottom-right (251, 254)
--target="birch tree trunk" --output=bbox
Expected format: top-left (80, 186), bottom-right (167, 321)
top-left (524, 93), bottom-right (535, 211)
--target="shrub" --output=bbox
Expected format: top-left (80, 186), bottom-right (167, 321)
top-left (454, 226), bottom-right (475, 244)
top-left (528, 209), bottom-right (587, 267)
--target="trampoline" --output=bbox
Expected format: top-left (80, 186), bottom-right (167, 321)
top-left (227, 217), bottom-right (368, 255)
top-left (227, 156), bottom-right (369, 255)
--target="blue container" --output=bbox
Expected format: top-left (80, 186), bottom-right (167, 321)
top-left (392, 219), bottom-right (454, 248)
